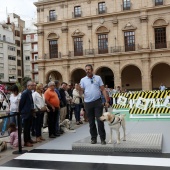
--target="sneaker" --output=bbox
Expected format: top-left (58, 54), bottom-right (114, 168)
top-left (101, 140), bottom-right (106, 145)
top-left (91, 139), bottom-right (97, 144)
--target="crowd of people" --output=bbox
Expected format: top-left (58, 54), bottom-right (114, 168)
top-left (0, 80), bottom-right (87, 148)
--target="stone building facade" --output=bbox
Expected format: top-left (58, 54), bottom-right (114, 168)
top-left (34, 0), bottom-right (170, 91)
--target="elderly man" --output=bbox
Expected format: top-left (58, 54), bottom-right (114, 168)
top-left (19, 81), bottom-right (36, 147)
top-left (44, 81), bottom-right (60, 138)
top-left (79, 64), bottom-right (109, 145)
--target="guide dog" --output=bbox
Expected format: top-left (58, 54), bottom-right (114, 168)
top-left (100, 112), bottom-right (126, 144)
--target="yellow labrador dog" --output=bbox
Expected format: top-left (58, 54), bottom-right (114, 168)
top-left (100, 112), bottom-right (126, 144)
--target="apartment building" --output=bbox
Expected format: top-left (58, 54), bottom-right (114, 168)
top-left (8, 13), bottom-right (25, 83)
top-left (34, 0), bottom-right (170, 90)
top-left (0, 23), bottom-right (17, 83)
top-left (23, 23), bottom-right (39, 83)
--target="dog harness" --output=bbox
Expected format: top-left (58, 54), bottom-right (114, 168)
top-left (109, 117), bottom-right (122, 126)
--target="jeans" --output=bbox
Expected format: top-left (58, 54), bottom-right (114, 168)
top-left (74, 104), bottom-right (81, 122)
top-left (10, 112), bottom-right (18, 126)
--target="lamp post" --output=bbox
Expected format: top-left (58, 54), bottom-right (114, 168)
top-left (88, 39), bottom-right (91, 51)
top-left (114, 36), bottom-right (117, 49)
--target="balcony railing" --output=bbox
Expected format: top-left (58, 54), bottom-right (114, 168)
top-left (96, 7), bottom-right (107, 14)
top-left (47, 15), bottom-right (57, 22)
top-left (155, 0), bottom-right (163, 6)
top-left (69, 51), bottom-right (84, 57)
top-left (72, 12), bottom-right (82, 18)
top-left (84, 49), bottom-right (95, 55)
top-left (150, 42), bottom-right (170, 49)
top-left (43, 52), bottom-right (62, 59)
top-left (122, 2), bottom-right (131, 10)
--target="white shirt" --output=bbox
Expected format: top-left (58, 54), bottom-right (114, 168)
top-left (10, 93), bottom-right (21, 112)
top-left (32, 92), bottom-right (46, 110)
top-left (160, 85), bottom-right (166, 91)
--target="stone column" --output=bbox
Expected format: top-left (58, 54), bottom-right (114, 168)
top-left (61, 22), bottom-right (69, 58)
top-left (38, 66), bottom-right (45, 84)
top-left (62, 64), bottom-right (70, 83)
top-left (140, 10), bottom-right (149, 49)
top-left (141, 54), bottom-right (152, 90)
top-left (114, 61), bottom-right (121, 88)
top-left (37, 26), bottom-right (44, 59)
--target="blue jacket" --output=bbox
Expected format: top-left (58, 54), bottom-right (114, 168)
top-left (19, 89), bottom-right (34, 119)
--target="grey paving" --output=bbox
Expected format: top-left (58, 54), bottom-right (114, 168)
top-left (37, 120), bottom-right (170, 153)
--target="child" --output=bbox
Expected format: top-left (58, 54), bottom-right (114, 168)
top-left (8, 123), bottom-right (18, 149)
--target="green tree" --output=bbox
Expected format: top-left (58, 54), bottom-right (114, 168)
top-left (21, 77), bottom-right (32, 90)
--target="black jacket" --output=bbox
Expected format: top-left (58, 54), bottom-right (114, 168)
top-left (59, 88), bottom-right (67, 108)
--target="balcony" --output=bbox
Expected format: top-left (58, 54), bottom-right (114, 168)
top-left (31, 49), bottom-right (38, 53)
top-left (47, 15), bottom-right (57, 22)
top-left (150, 42), bottom-right (170, 50)
top-left (155, 0), bottom-right (163, 6)
top-left (72, 12), bottom-right (82, 18)
top-left (69, 51), bottom-right (84, 57)
top-left (122, 2), bottom-right (131, 10)
top-left (9, 79), bottom-right (17, 82)
top-left (96, 7), bottom-right (107, 14)
top-left (32, 69), bottom-right (38, 73)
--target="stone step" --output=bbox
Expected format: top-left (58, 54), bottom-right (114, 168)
top-left (72, 133), bottom-right (162, 153)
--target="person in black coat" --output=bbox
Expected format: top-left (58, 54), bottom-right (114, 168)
top-left (59, 82), bottom-right (67, 122)
top-left (19, 81), bottom-right (36, 147)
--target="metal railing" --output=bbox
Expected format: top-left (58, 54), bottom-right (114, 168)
top-left (150, 42), bottom-right (170, 50)
top-left (47, 15), bottom-right (57, 22)
top-left (96, 7), bottom-right (107, 14)
top-left (72, 11), bottom-right (82, 18)
top-left (42, 52), bottom-right (62, 59)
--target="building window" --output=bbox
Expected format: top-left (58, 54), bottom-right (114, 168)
top-left (17, 60), bottom-right (21, 66)
top-left (3, 35), bottom-right (6, 41)
top-left (49, 40), bottom-right (58, 58)
top-left (49, 10), bottom-right (56, 21)
top-left (74, 37), bottom-right (83, 56)
top-left (123, 0), bottom-right (131, 10)
top-left (25, 56), bottom-right (30, 60)
top-left (155, 0), bottom-right (163, 6)
top-left (98, 2), bottom-right (106, 14)
top-left (98, 34), bottom-right (108, 54)
top-left (8, 55), bottom-right (16, 60)
top-left (8, 46), bottom-right (15, 51)
top-left (17, 70), bottom-right (22, 76)
top-left (155, 27), bottom-right (166, 49)
top-left (0, 73), bottom-right (4, 79)
top-left (25, 65), bottom-right (30, 71)
top-left (124, 31), bottom-right (135, 51)
top-left (0, 63), bottom-right (4, 68)
top-left (9, 65), bottom-right (16, 70)
top-left (74, 6), bottom-right (81, 18)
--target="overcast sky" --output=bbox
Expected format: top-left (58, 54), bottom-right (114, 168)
top-left (0, 0), bottom-right (38, 24)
